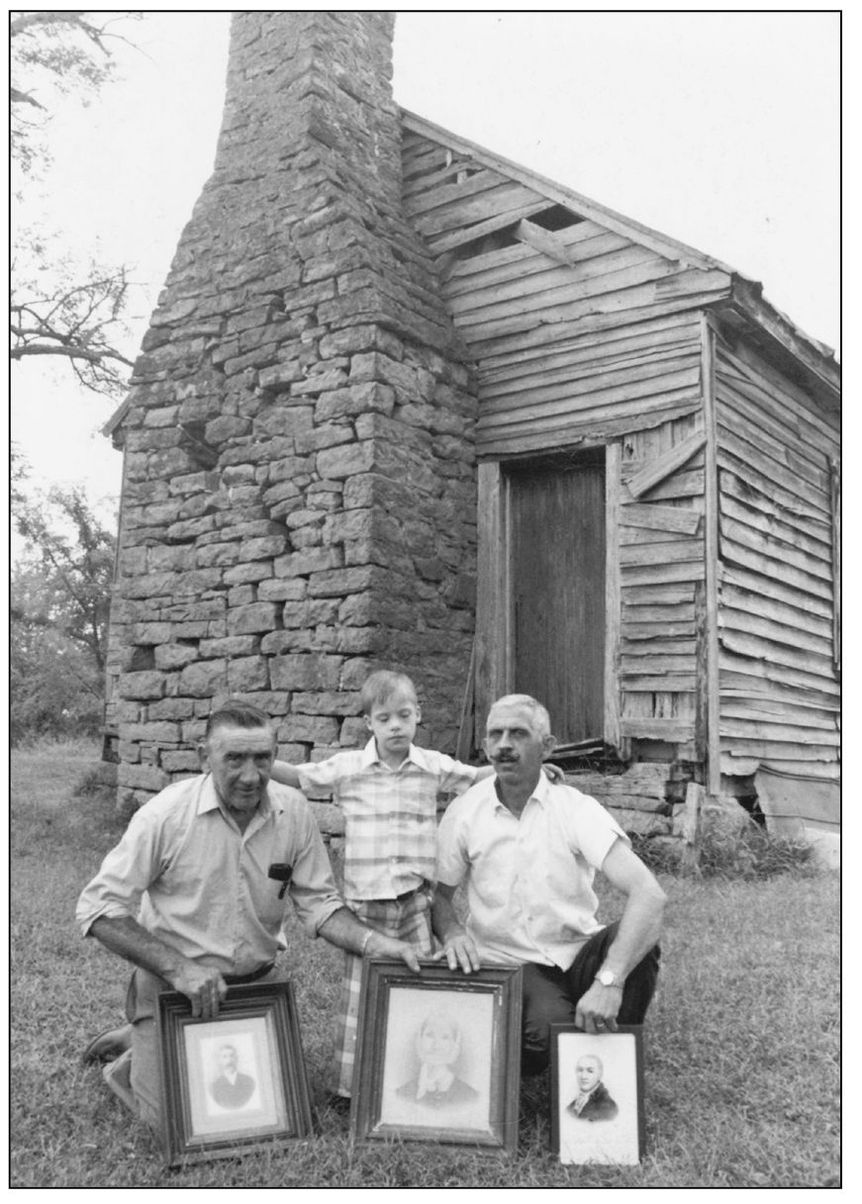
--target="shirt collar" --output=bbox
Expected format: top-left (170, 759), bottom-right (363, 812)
top-left (488, 767), bottom-right (550, 812)
top-left (362, 736), bottom-right (427, 771)
top-left (197, 773), bottom-right (280, 820)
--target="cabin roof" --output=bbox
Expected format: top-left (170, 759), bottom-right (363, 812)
top-left (103, 101), bottom-right (838, 440)
top-left (400, 108), bottom-right (839, 398)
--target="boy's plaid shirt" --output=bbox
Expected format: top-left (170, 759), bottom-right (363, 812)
top-left (296, 739), bottom-right (480, 900)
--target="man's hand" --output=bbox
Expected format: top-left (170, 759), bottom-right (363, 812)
top-left (170, 961), bottom-right (228, 1020)
top-left (441, 928), bottom-right (482, 975)
top-left (367, 931), bottom-right (422, 973)
top-left (542, 762), bottom-right (564, 784)
top-left (574, 981), bottom-right (622, 1035)
top-left (431, 882), bottom-right (480, 973)
top-left (90, 915), bottom-right (229, 1020)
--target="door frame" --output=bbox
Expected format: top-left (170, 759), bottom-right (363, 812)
top-left (475, 444), bottom-right (621, 751)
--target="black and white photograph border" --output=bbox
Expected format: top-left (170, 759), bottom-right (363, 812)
top-left (551, 1024), bottom-right (645, 1167)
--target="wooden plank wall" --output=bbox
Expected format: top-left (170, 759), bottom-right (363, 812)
top-left (402, 128), bottom-right (727, 760)
top-left (713, 333), bottom-right (840, 780)
top-left (401, 129), bottom-right (730, 459)
top-left (618, 413), bottom-right (706, 759)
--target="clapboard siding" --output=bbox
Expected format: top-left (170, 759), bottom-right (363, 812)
top-left (616, 413), bottom-right (706, 743)
top-left (478, 318), bottom-right (704, 455)
top-left (402, 127), bottom-right (727, 459)
top-left (714, 336), bottom-right (839, 778)
top-left (479, 311), bottom-right (701, 379)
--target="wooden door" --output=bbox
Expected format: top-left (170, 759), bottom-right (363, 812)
top-left (507, 453), bottom-right (606, 745)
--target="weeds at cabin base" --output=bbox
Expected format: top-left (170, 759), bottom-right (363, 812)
top-left (629, 825), bottom-right (816, 881)
top-left (9, 741), bottom-right (840, 1188)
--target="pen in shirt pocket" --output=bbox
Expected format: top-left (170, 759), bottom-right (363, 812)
top-left (268, 863), bottom-right (293, 899)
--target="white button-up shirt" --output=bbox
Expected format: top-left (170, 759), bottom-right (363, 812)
top-left (436, 773), bottom-right (627, 970)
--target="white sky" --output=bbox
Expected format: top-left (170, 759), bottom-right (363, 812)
top-left (10, 8), bottom-right (841, 510)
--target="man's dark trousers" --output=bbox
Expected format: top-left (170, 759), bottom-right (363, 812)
top-left (520, 921), bottom-right (660, 1075)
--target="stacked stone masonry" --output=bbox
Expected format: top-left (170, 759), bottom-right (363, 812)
top-left (107, 12), bottom-right (478, 813)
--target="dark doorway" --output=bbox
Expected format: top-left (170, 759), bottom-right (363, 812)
top-left (507, 450), bottom-right (606, 745)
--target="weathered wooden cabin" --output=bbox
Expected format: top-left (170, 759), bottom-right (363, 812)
top-left (103, 12), bottom-right (839, 846)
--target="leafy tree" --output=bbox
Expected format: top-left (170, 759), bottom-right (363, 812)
top-left (11, 467), bottom-right (117, 743)
top-left (11, 11), bottom-right (141, 395)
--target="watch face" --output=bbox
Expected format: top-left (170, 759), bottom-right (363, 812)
top-left (600, 971), bottom-right (614, 986)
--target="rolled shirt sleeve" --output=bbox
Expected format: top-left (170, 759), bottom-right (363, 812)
top-left (284, 797), bottom-right (345, 936)
top-left (75, 789), bottom-right (173, 936)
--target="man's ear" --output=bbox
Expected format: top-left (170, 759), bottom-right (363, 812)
top-left (198, 739), bottom-right (210, 772)
top-left (542, 733), bottom-right (557, 757)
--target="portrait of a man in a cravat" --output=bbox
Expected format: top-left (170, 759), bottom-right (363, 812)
top-left (566, 1053), bottom-right (618, 1122)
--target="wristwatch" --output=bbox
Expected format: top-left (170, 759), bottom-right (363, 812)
top-left (595, 968), bottom-right (622, 989)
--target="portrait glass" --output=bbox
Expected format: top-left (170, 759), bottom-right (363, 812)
top-left (377, 985), bottom-right (494, 1132)
top-left (183, 1013), bottom-right (285, 1138)
top-left (351, 960), bottom-right (522, 1154)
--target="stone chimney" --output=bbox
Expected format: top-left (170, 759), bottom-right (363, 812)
top-left (107, 12), bottom-right (477, 811)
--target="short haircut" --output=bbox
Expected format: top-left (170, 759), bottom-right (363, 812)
top-left (360, 670), bottom-right (418, 715)
top-left (487, 694), bottom-right (551, 738)
top-left (205, 699), bottom-right (275, 741)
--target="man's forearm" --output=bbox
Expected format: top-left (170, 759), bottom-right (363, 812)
top-left (318, 906), bottom-right (422, 972)
top-left (431, 890), bottom-right (465, 944)
top-left (89, 915), bottom-right (189, 984)
top-left (318, 906), bottom-right (378, 956)
top-left (602, 887), bottom-right (665, 979)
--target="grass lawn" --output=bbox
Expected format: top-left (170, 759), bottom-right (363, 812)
top-left (9, 740), bottom-right (840, 1188)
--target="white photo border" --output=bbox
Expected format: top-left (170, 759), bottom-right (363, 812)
top-left (550, 1024), bottom-right (645, 1166)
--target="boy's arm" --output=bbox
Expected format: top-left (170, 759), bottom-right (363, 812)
top-left (270, 760), bottom-right (302, 788)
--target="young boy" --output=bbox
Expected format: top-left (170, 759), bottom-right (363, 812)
top-left (270, 669), bottom-right (495, 1103)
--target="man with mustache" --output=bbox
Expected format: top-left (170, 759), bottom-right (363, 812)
top-left (433, 694), bottom-right (665, 1077)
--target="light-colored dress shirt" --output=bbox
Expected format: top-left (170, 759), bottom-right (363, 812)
top-left (436, 773), bottom-right (627, 970)
top-left (297, 739), bottom-right (480, 901)
top-left (75, 774), bottom-right (344, 977)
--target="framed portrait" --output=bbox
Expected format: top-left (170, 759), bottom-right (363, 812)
top-left (156, 980), bottom-right (314, 1167)
top-left (550, 1025), bottom-right (645, 1166)
top-left (350, 960), bottom-right (522, 1154)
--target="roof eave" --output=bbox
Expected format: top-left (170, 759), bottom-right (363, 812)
top-left (102, 396), bottom-right (131, 442)
top-left (711, 277), bottom-right (840, 401)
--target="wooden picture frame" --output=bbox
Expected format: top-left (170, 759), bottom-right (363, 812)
top-left (550, 1024), bottom-right (645, 1165)
top-left (156, 980), bottom-right (313, 1167)
top-left (350, 960), bottom-right (523, 1154)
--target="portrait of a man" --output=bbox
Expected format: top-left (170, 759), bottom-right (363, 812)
top-left (208, 1042), bottom-right (256, 1110)
top-left (566, 1054), bottom-right (618, 1122)
top-left (395, 1012), bottom-right (479, 1111)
